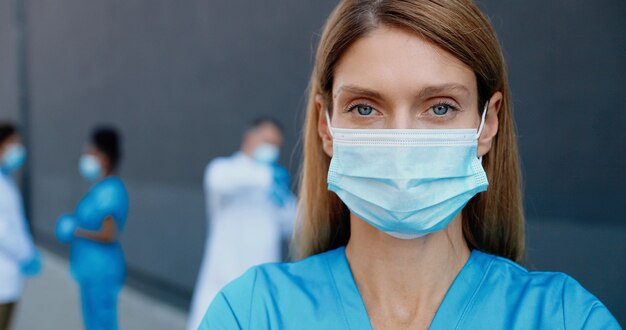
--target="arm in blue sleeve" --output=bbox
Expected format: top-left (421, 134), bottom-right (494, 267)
top-left (199, 267), bottom-right (258, 330)
top-left (199, 292), bottom-right (242, 330)
top-left (580, 305), bottom-right (622, 330)
top-left (562, 276), bottom-right (621, 329)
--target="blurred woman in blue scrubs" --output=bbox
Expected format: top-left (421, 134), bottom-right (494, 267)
top-left (56, 127), bottom-right (128, 330)
top-left (201, 1), bottom-right (619, 329)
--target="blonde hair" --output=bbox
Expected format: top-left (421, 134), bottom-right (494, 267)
top-left (295, 0), bottom-right (524, 262)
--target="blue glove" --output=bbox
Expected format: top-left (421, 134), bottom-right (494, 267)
top-left (21, 249), bottom-right (42, 277)
top-left (272, 165), bottom-right (290, 188)
top-left (56, 214), bottom-right (77, 243)
top-left (269, 165), bottom-right (291, 207)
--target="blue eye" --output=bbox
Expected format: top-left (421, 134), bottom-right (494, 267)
top-left (356, 105), bottom-right (374, 116)
top-left (432, 104), bottom-right (451, 115)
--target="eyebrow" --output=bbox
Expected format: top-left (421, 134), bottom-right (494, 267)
top-left (334, 83), bottom-right (471, 100)
top-left (416, 83), bottom-right (471, 100)
top-left (333, 85), bottom-right (382, 99)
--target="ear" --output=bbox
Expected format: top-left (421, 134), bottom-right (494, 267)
top-left (477, 91), bottom-right (502, 158)
top-left (316, 94), bottom-right (333, 157)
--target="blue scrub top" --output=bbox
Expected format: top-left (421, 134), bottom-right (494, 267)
top-left (70, 176), bottom-right (129, 283)
top-left (201, 247), bottom-right (619, 329)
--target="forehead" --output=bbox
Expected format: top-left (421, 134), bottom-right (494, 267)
top-left (85, 144), bottom-right (100, 154)
top-left (332, 25), bottom-right (476, 98)
top-left (255, 122), bottom-right (282, 135)
top-left (2, 133), bottom-right (21, 145)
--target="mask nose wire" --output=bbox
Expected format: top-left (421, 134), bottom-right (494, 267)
top-left (325, 110), bottom-right (334, 138)
top-left (476, 100), bottom-right (489, 140)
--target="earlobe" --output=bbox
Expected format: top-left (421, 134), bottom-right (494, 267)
top-left (316, 95), bottom-right (334, 157)
top-left (477, 92), bottom-right (502, 157)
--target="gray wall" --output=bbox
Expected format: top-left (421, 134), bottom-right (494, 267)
top-left (486, 0), bottom-right (626, 224)
top-left (480, 1), bottom-right (626, 322)
top-left (1, 0), bottom-right (624, 322)
top-left (0, 0), bottom-right (18, 120)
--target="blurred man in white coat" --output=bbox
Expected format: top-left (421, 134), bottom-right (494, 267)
top-left (187, 118), bottom-right (296, 330)
top-left (0, 122), bottom-right (41, 330)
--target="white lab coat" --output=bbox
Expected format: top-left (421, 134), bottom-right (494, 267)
top-left (187, 152), bottom-right (296, 330)
top-left (0, 172), bottom-right (36, 303)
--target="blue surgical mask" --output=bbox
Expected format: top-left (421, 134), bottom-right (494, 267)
top-left (1, 144), bottom-right (27, 173)
top-left (326, 103), bottom-right (489, 239)
top-left (253, 143), bottom-right (280, 164)
top-left (79, 154), bottom-right (102, 181)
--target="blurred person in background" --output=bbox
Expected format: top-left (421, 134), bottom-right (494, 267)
top-left (55, 126), bottom-right (128, 330)
top-left (187, 117), bottom-right (297, 330)
top-left (200, 0), bottom-right (619, 328)
top-left (0, 122), bottom-right (41, 330)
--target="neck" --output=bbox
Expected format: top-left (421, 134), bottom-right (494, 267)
top-left (345, 215), bottom-right (469, 328)
top-left (101, 171), bottom-right (114, 179)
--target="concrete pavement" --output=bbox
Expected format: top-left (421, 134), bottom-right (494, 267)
top-left (11, 248), bottom-right (188, 330)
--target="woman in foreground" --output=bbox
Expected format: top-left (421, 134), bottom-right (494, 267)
top-left (201, 0), bottom-right (619, 328)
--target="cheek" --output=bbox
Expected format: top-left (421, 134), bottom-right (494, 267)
top-left (455, 109), bottom-right (482, 129)
top-left (98, 155), bottom-right (110, 167)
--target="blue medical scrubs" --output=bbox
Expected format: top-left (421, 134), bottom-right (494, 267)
top-left (201, 246), bottom-right (619, 329)
top-left (70, 177), bottom-right (129, 330)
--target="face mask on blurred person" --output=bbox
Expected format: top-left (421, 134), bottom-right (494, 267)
top-left (253, 143), bottom-right (280, 164)
top-left (1, 144), bottom-right (27, 173)
top-left (326, 103), bottom-right (490, 240)
top-left (79, 154), bottom-right (102, 181)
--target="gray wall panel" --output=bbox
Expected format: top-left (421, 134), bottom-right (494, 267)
top-left (0, 0), bottom-right (18, 120)
top-left (121, 180), bottom-right (205, 292)
top-left (481, 0), bottom-right (626, 223)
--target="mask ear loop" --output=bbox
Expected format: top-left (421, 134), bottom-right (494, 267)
top-left (476, 100), bottom-right (489, 140)
top-left (325, 110), bottom-right (334, 138)
top-left (476, 100), bottom-right (489, 161)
